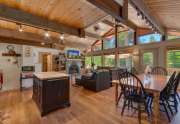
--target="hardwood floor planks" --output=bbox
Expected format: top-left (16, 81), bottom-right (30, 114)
top-left (0, 86), bottom-right (179, 124)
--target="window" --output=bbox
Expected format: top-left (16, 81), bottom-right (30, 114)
top-left (167, 50), bottom-right (180, 68)
top-left (85, 56), bottom-right (91, 68)
top-left (168, 35), bottom-right (180, 40)
top-left (118, 30), bottom-right (134, 47)
top-left (93, 40), bottom-right (102, 51)
top-left (138, 33), bottom-right (162, 44)
top-left (103, 35), bottom-right (115, 49)
top-left (118, 54), bottom-right (133, 69)
top-left (104, 55), bottom-right (115, 67)
top-left (93, 56), bottom-right (102, 67)
top-left (143, 52), bottom-right (153, 66)
top-left (167, 31), bottom-right (180, 40)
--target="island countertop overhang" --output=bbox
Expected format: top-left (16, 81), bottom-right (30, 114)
top-left (34, 72), bottom-right (69, 80)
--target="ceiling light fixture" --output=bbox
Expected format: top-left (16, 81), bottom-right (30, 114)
top-left (18, 24), bottom-right (23, 32)
top-left (44, 31), bottom-right (50, 38)
top-left (60, 34), bottom-right (64, 40)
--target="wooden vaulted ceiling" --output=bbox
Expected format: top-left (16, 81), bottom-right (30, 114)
top-left (0, 0), bottom-right (179, 50)
top-left (144, 0), bottom-right (180, 31)
top-left (0, 0), bottom-right (107, 29)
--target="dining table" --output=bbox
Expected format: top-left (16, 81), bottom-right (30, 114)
top-left (112, 74), bottom-right (170, 124)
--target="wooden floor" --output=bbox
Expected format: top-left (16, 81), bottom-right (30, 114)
top-left (0, 86), bottom-right (180, 124)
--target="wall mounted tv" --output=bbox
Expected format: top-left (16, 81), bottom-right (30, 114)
top-left (67, 50), bottom-right (80, 58)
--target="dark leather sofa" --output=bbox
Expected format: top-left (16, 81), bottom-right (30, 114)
top-left (82, 70), bottom-right (111, 92)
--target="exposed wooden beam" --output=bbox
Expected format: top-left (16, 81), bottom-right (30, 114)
top-left (87, 0), bottom-right (137, 30)
top-left (0, 4), bottom-right (85, 37)
top-left (129, 0), bottom-right (165, 34)
top-left (85, 32), bottom-right (102, 39)
top-left (102, 20), bottom-right (114, 27)
top-left (0, 28), bottom-right (61, 44)
top-left (87, 0), bottom-right (123, 21)
top-left (0, 37), bottom-right (53, 48)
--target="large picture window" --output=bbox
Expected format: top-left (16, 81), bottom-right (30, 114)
top-left (167, 50), bottom-right (180, 68)
top-left (93, 56), bottom-right (102, 67)
top-left (118, 30), bottom-right (134, 47)
top-left (143, 52), bottom-right (153, 66)
top-left (103, 35), bottom-right (115, 49)
top-left (104, 55), bottom-right (115, 67)
top-left (85, 56), bottom-right (91, 68)
top-left (138, 33), bottom-right (161, 44)
top-left (118, 54), bottom-right (133, 69)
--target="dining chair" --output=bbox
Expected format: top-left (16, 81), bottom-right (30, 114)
top-left (168, 72), bottom-right (180, 113)
top-left (159, 71), bottom-right (178, 122)
top-left (118, 71), bottom-right (150, 124)
top-left (115, 68), bottom-right (127, 105)
top-left (151, 66), bottom-right (168, 76)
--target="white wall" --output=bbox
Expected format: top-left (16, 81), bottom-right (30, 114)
top-left (22, 45), bottom-right (62, 72)
top-left (0, 43), bottom-right (22, 91)
top-left (0, 43), bottom-right (62, 91)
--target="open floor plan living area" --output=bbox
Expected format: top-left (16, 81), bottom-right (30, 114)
top-left (0, 0), bottom-right (180, 124)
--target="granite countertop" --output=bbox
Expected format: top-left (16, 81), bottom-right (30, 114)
top-left (34, 72), bottom-right (69, 80)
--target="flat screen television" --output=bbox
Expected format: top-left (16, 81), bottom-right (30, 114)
top-left (67, 50), bottom-right (80, 57)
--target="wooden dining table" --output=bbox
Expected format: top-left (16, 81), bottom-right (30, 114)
top-left (112, 74), bottom-right (170, 124)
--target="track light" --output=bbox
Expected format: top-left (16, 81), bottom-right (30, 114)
top-left (44, 31), bottom-right (50, 38)
top-left (18, 24), bottom-right (23, 32)
top-left (60, 34), bottom-right (64, 40)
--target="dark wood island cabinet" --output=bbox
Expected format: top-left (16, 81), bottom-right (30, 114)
top-left (33, 72), bottom-right (70, 116)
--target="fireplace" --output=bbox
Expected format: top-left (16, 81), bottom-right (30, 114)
top-left (66, 59), bottom-right (81, 77)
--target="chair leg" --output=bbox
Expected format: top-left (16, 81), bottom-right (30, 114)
top-left (166, 100), bottom-right (174, 115)
top-left (117, 92), bottom-right (123, 105)
top-left (162, 102), bottom-right (171, 122)
top-left (176, 93), bottom-right (180, 102)
top-left (121, 99), bottom-right (127, 116)
top-left (174, 96), bottom-right (178, 113)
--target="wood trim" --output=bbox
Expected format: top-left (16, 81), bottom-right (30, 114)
top-left (0, 4), bottom-right (84, 37)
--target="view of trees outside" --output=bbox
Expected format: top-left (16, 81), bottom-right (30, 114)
top-left (85, 56), bottom-right (91, 67)
top-left (118, 31), bottom-right (134, 47)
top-left (143, 52), bottom-right (153, 66)
top-left (168, 35), bottom-right (180, 40)
top-left (167, 50), bottom-right (180, 68)
top-left (104, 55), bottom-right (115, 67)
top-left (118, 54), bottom-right (133, 69)
top-left (93, 56), bottom-right (102, 67)
top-left (103, 35), bottom-right (115, 49)
top-left (139, 33), bottom-right (161, 44)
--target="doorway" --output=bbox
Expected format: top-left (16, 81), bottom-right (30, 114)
top-left (39, 52), bottom-right (52, 72)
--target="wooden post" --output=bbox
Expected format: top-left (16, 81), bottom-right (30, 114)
top-left (115, 21), bottom-right (118, 68)
top-left (134, 29), bottom-right (138, 45)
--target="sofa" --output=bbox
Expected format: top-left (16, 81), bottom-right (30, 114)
top-left (81, 70), bottom-right (111, 92)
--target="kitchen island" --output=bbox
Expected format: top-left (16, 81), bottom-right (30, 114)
top-left (33, 72), bottom-right (70, 116)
